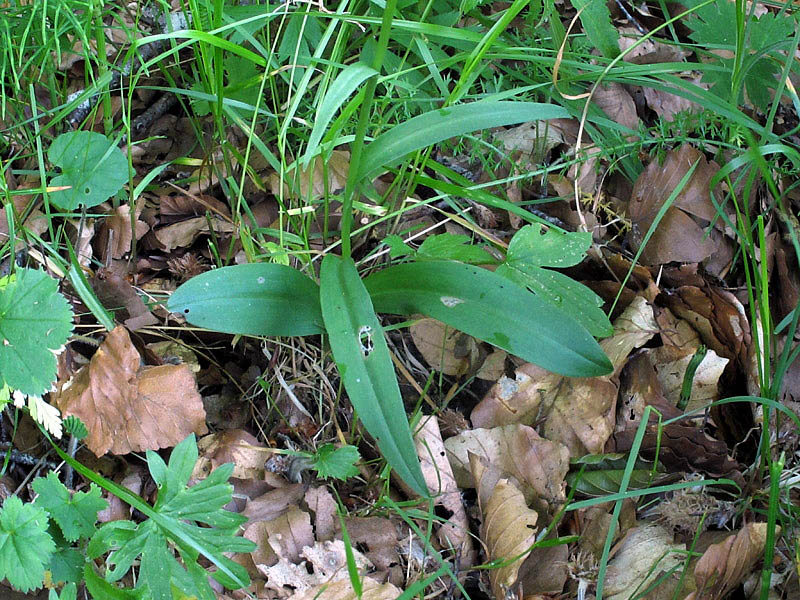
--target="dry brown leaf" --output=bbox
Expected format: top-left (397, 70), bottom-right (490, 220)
top-left (55, 326), bottom-right (207, 456)
top-left (340, 517), bottom-right (400, 571)
top-left (258, 540), bottom-right (372, 598)
top-left (304, 486), bottom-right (337, 542)
top-left (91, 267), bottom-right (158, 331)
top-left (192, 430), bottom-right (273, 480)
top-left (95, 204), bottom-right (150, 261)
top-left (604, 525), bottom-right (684, 600)
top-left (650, 346), bottom-right (728, 413)
top-left (243, 484), bottom-right (305, 522)
top-left (268, 150), bottom-right (350, 201)
top-left (686, 523), bottom-right (776, 600)
top-left (493, 121), bottom-right (564, 167)
top-left (415, 416), bottom-right (475, 564)
top-left (291, 577), bottom-right (402, 600)
top-left (153, 215), bottom-right (235, 252)
top-left (593, 83), bottom-right (640, 131)
top-left (628, 144), bottom-right (724, 266)
top-left (480, 478), bottom-right (539, 599)
top-left (410, 318), bottom-right (479, 376)
top-left (446, 424), bottom-right (568, 508)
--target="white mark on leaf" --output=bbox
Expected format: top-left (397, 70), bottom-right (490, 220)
top-left (257, 276), bottom-right (265, 284)
top-left (358, 325), bottom-right (374, 357)
top-left (440, 296), bottom-right (464, 308)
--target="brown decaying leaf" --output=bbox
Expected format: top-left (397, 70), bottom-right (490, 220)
top-left (291, 574), bottom-right (402, 600)
top-left (192, 430), bottom-right (273, 481)
top-left (415, 416), bottom-right (475, 565)
top-left (268, 150), bottom-right (350, 201)
top-left (304, 486), bottom-right (337, 542)
top-left (446, 424), bottom-right (569, 508)
top-left (153, 214), bottom-right (235, 252)
top-left (592, 83), bottom-right (640, 132)
top-left (91, 267), bottom-right (158, 331)
top-left (686, 523), bottom-right (776, 600)
top-left (479, 477), bottom-right (539, 599)
top-left (628, 144), bottom-right (725, 266)
top-left (95, 204), bottom-right (150, 261)
top-left (55, 326), bottom-right (207, 456)
top-left (604, 525), bottom-right (684, 600)
top-left (409, 318), bottom-right (479, 376)
top-left (471, 297), bottom-right (656, 457)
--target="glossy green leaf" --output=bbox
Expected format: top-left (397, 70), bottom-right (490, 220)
top-left (48, 131), bottom-right (128, 210)
top-left (567, 454), bottom-right (664, 496)
top-left (365, 261), bottom-right (612, 377)
top-left (497, 224), bottom-right (613, 338)
top-left (320, 255), bottom-right (428, 497)
top-left (357, 101), bottom-right (569, 181)
top-left (167, 264), bottom-right (324, 336)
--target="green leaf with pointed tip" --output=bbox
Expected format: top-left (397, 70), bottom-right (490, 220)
top-left (167, 264), bottom-right (324, 336)
top-left (357, 101), bottom-right (569, 181)
top-left (365, 261), bottom-right (612, 378)
top-left (0, 268), bottom-right (74, 396)
top-left (497, 224), bottom-right (613, 338)
top-left (320, 256), bottom-right (428, 497)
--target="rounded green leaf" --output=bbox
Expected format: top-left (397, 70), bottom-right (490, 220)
top-left (0, 268), bottom-right (74, 396)
top-left (167, 264), bottom-right (324, 337)
top-left (365, 261), bottom-right (612, 378)
top-left (48, 131), bottom-right (128, 210)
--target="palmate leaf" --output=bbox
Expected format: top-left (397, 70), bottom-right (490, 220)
top-left (32, 472), bottom-right (107, 542)
top-left (0, 268), bottom-right (74, 396)
top-left (365, 261), bottom-right (612, 377)
top-left (0, 496), bottom-right (56, 593)
top-left (320, 256), bottom-right (429, 497)
top-left (167, 263), bottom-right (324, 336)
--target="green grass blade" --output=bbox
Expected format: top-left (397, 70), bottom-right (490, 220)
top-left (365, 261), bottom-right (612, 377)
top-left (302, 63), bottom-right (377, 167)
top-left (167, 264), bottom-right (324, 336)
top-left (320, 255), bottom-right (429, 497)
top-left (356, 101), bottom-right (569, 181)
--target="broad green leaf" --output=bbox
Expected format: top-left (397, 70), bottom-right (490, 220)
top-left (0, 496), bottom-right (55, 593)
top-left (32, 472), bottom-right (107, 542)
top-left (303, 62), bottom-right (377, 166)
top-left (497, 224), bottom-right (613, 338)
top-left (567, 454), bottom-right (663, 496)
top-left (0, 268), bottom-right (74, 396)
top-left (365, 261), bottom-right (612, 377)
top-left (167, 263), bottom-right (324, 336)
top-left (570, 0), bottom-right (620, 59)
top-left (48, 131), bottom-right (128, 210)
top-left (418, 233), bottom-right (497, 265)
top-left (320, 255), bottom-right (429, 497)
top-left (357, 101), bottom-right (569, 181)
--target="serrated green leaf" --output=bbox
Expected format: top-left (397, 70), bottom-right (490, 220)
top-left (320, 255), bottom-right (429, 496)
top-left (0, 495), bottom-right (55, 593)
top-left (0, 268), bottom-right (74, 396)
top-left (312, 444), bottom-right (361, 481)
top-left (62, 415), bottom-right (88, 440)
top-left (497, 225), bottom-right (613, 338)
top-left (365, 261), bottom-right (612, 377)
top-left (167, 263), bottom-right (324, 336)
top-left (32, 472), bottom-right (107, 542)
top-left (48, 131), bottom-right (128, 210)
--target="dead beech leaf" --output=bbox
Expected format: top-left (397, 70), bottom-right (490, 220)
top-left (91, 267), bottom-right (158, 331)
top-left (410, 318), bottom-right (479, 376)
top-left (415, 416), bottom-right (475, 564)
top-left (650, 346), bottom-right (728, 413)
top-left (153, 215), bottom-right (235, 252)
top-left (304, 486), bottom-right (337, 541)
top-left (259, 540), bottom-right (372, 598)
top-left (628, 144), bottom-right (722, 265)
top-left (95, 204), bottom-right (149, 260)
top-left (291, 574), bottom-right (401, 600)
top-left (686, 523), bottom-right (775, 600)
top-left (593, 82), bottom-right (640, 131)
top-left (445, 424), bottom-right (569, 508)
top-left (604, 525), bottom-right (684, 600)
top-left (55, 326), bottom-right (207, 456)
top-left (268, 150), bottom-right (350, 201)
top-left (493, 121), bottom-right (564, 167)
top-left (480, 478), bottom-right (539, 599)
top-left (192, 430), bottom-right (272, 480)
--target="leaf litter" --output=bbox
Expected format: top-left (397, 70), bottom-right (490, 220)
top-left (2, 0), bottom-right (799, 598)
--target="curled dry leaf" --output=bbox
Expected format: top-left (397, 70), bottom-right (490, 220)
top-left (268, 150), bottom-right (350, 201)
top-left (650, 345), bottom-right (728, 413)
top-left (153, 215), bottom-right (235, 252)
top-left (55, 326), bottom-right (207, 456)
top-left (445, 424), bottom-right (569, 508)
top-left (291, 567), bottom-right (401, 600)
top-left (415, 416), bottom-right (475, 565)
top-left (471, 297), bottom-right (656, 457)
top-left (686, 522), bottom-right (776, 600)
top-left (604, 525), bottom-right (685, 600)
top-left (91, 267), bottom-right (158, 331)
top-left (94, 204), bottom-right (150, 261)
top-left (304, 486), bottom-right (337, 542)
top-left (480, 478), bottom-right (539, 599)
top-left (192, 429), bottom-right (273, 480)
top-left (410, 317), bottom-right (480, 376)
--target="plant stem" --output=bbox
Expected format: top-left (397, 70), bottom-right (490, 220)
top-left (340, 0), bottom-right (397, 258)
